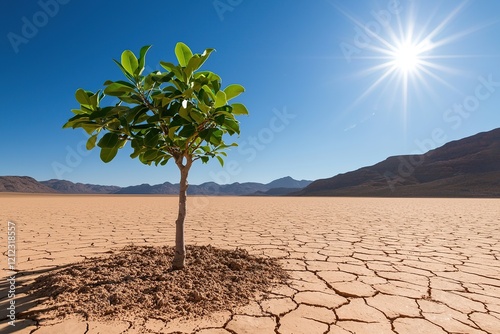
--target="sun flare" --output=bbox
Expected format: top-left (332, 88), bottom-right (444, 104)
top-left (392, 42), bottom-right (421, 73)
top-left (338, 1), bottom-right (482, 122)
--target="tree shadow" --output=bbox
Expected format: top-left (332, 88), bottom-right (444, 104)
top-left (0, 264), bottom-right (74, 333)
top-left (1, 245), bottom-right (289, 332)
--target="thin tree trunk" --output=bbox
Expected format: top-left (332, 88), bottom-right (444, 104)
top-left (172, 157), bottom-right (191, 270)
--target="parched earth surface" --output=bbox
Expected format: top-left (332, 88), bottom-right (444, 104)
top-left (0, 195), bottom-right (500, 334)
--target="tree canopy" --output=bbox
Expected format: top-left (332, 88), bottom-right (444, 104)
top-left (63, 42), bottom-right (248, 169)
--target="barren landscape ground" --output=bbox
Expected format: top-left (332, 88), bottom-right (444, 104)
top-left (1, 194), bottom-right (500, 333)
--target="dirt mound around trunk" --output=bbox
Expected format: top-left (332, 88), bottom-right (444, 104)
top-left (29, 245), bottom-right (289, 321)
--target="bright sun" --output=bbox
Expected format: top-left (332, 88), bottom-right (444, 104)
top-left (393, 43), bottom-right (421, 73)
top-left (339, 1), bottom-right (478, 120)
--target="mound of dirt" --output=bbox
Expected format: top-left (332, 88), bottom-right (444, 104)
top-left (29, 245), bottom-right (289, 321)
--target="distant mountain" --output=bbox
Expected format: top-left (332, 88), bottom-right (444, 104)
top-left (266, 176), bottom-right (312, 189)
top-left (0, 176), bottom-right (311, 196)
top-left (245, 177), bottom-right (312, 196)
top-left (115, 177), bottom-right (312, 195)
top-left (297, 128), bottom-right (500, 197)
top-left (0, 176), bottom-right (57, 193)
top-left (41, 179), bottom-right (121, 194)
top-left (113, 182), bottom-right (178, 194)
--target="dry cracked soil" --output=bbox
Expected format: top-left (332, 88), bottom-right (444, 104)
top-left (0, 194), bottom-right (499, 334)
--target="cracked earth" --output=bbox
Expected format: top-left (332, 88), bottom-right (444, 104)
top-left (1, 194), bottom-right (499, 334)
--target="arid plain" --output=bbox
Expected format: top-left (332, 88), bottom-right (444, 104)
top-left (1, 194), bottom-right (500, 334)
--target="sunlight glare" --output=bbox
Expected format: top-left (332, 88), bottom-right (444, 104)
top-left (393, 42), bottom-right (420, 73)
top-left (338, 0), bottom-right (480, 123)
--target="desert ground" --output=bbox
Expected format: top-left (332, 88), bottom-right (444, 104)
top-left (1, 194), bottom-right (500, 334)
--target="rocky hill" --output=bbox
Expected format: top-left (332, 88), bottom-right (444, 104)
top-left (297, 128), bottom-right (500, 197)
top-left (41, 179), bottom-right (121, 194)
top-left (0, 176), bottom-right (57, 193)
top-left (266, 176), bottom-right (312, 189)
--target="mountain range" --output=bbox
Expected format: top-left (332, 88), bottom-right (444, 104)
top-left (1, 128), bottom-right (499, 197)
top-left (112, 176), bottom-right (312, 195)
top-left (0, 176), bottom-right (312, 196)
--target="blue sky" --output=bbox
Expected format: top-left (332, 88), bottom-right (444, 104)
top-left (1, 0), bottom-right (499, 187)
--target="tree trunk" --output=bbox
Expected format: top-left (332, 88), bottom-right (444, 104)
top-left (172, 157), bottom-right (191, 270)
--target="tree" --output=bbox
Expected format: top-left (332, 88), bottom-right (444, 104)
top-left (63, 42), bottom-right (248, 269)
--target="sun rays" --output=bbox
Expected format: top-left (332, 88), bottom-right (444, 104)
top-left (337, 0), bottom-right (492, 125)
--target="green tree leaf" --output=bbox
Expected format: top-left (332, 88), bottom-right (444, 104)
top-left (70, 108), bottom-right (87, 115)
top-left (224, 84), bottom-right (245, 101)
top-left (97, 133), bottom-right (119, 148)
top-left (175, 42), bottom-right (193, 67)
top-left (104, 82), bottom-right (136, 96)
top-left (100, 146), bottom-right (118, 163)
top-left (201, 85), bottom-right (216, 101)
top-left (214, 90), bottom-right (227, 108)
top-left (209, 129), bottom-right (223, 146)
top-left (113, 59), bottom-right (134, 81)
top-left (216, 155), bottom-right (224, 167)
top-left (130, 146), bottom-right (144, 159)
top-left (179, 103), bottom-right (192, 121)
top-left (231, 103), bottom-right (249, 115)
top-left (198, 48), bottom-right (215, 69)
top-left (159, 61), bottom-right (176, 72)
top-left (185, 55), bottom-right (201, 78)
top-left (189, 109), bottom-right (204, 123)
top-left (75, 89), bottom-right (92, 105)
top-left (223, 118), bottom-right (240, 135)
top-left (178, 124), bottom-right (196, 138)
top-left (81, 123), bottom-right (101, 135)
top-left (121, 50), bottom-right (139, 76)
top-left (160, 156), bottom-right (171, 165)
top-left (86, 134), bottom-right (98, 150)
top-left (87, 90), bottom-right (103, 109)
top-left (142, 149), bottom-right (158, 161)
top-left (138, 45), bottom-right (152, 76)
top-left (144, 129), bottom-right (161, 147)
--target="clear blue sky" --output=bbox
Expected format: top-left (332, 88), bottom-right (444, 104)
top-left (1, 0), bottom-right (499, 186)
